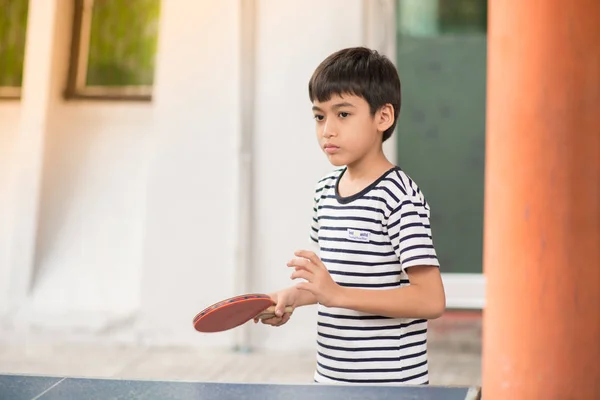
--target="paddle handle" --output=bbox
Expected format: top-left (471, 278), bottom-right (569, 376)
top-left (256, 305), bottom-right (294, 319)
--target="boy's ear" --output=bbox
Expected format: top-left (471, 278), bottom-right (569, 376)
top-left (376, 104), bottom-right (395, 133)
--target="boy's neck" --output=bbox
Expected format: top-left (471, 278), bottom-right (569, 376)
top-left (344, 148), bottom-right (395, 182)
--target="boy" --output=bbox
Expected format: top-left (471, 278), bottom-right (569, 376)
top-left (258, 47), bottom-right (446, 385)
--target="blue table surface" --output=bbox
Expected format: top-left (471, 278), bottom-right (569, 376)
top-left (0, 374), bottom-right (481, 400)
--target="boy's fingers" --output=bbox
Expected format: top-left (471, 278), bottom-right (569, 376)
top-left (275, 298), bottom-right (289, 317)
top-left (290, 269), bottom-right (311, 283)
top-left (294, 250), bottom-right (324, 268)
top-left (257, 309), bottom-right (292, 326)
top-left (287, 257), bottom-right (314, 272)
top-left (274, 313), bottom-right (291, 326)
top-left (261, 316), bottom-right (281, 325)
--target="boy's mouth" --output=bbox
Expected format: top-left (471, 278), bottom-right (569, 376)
top-left (324, 144), bottom-right (339, 154)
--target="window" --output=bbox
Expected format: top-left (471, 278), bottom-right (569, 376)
top-left (0, 0), bottom-right (29, 99)
top-left (66, 0), bottom-right (161, 100)
top-left (395, 0), bottom-right (488, 274)
top-left (397, 0), bottom-right (486, 37)
top-left (438, 0), bottom-right (487, 34)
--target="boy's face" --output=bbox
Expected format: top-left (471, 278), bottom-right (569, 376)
top-left (311, 93), bottom-right (393, 167)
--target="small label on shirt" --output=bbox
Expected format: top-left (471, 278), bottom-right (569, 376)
top-left (347, 228), bottom-right (370, 242)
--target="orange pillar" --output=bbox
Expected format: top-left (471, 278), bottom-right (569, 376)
top-left (483, 0), bottom-right (600, 399)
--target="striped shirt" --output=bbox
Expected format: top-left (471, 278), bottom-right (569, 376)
top-left (309, 166), bottom-right (440, 385)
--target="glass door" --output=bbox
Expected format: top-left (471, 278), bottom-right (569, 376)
top-left (394, 0), bottom-right (488, 276)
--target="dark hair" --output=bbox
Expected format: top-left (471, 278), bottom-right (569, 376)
top-left (308, 47), bottom-right (401, 142)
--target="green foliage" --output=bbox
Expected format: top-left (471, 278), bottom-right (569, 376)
top-left (438, 0), bottom-right (487, 34)
top-left (86, 0), bottom-right (161, 86)
top-left (0, 0), bottom-right (29, 87)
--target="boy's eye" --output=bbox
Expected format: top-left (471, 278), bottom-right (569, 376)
top-left (339, 112), bottom-right (350, 118)
top-left (314, 115), bottom-right (324, 121)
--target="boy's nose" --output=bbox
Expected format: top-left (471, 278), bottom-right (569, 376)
top-left (322, 120), bottom-right (335, 137)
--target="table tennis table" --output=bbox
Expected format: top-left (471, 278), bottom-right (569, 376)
top-left (0, 373), bottom-right (481, 400)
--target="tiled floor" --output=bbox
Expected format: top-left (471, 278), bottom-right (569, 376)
top-left (0, 311), bottom-right (482, 386)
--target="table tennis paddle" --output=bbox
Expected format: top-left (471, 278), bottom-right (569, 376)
top-left (193, 293), bottom-right (293, 333)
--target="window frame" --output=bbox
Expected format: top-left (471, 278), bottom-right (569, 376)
top-left (65, 0), bottom-right (156, 101)
top-left (0, 86), bottom-right (21, 100)
top-left (0, 0), bottom-right (29, 100)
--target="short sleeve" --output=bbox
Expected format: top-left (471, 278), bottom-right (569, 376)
top-left (387, 194), bottom-right (439, 269)
top-left (308, 187), bottom-right (320, 254)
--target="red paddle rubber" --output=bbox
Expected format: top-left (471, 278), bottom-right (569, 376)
top-left (192, 293), bottom-right (293, 333)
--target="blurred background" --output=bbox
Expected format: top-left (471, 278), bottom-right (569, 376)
top-left (0, 0), bottom-right (485, 385)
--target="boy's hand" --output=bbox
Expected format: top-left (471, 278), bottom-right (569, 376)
top-left (288, 250), bottom-right (342, 308)
top-left (255, 288), bottom-right (297, 327)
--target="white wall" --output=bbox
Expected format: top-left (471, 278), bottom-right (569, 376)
top-left (137, 0), bottom-right (243, 348)
top-left (1, 0), bottom-right (153, 331)
top-left (29, 103), bottom-right (151, 325)
top-left (0, 104), bottom-right (20, 316)
top-left (136, 0), bottom-right (371, 351)
top-left (0, 0), bottom-right (385, 347)
top-left (249, 0), bottom-right (365, 351)
top-left (1, 0), bottom-right (481, 351)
